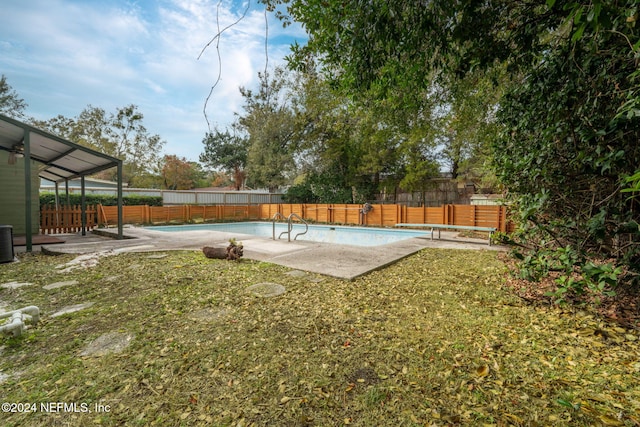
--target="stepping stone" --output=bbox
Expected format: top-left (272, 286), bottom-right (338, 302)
top-left (50, 302), bottom-right (94, 318)
top-left (43, 280), bottom-right (79, 290)
top-left (247, 282), bottom-right (286, 298)
top-left (1, 281), bottom-right (33, 289)
top-left (80, 332), bottom-right (134, 357)
top-left (0, 369), bottom-right (22, 385)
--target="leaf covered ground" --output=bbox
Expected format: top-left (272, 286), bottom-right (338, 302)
top-left (1, 249), bottom-right (639, 426)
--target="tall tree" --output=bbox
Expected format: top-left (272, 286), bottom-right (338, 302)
top-left (161, 154), bottom-right (195, 190)
top-left (287, 72), bottom-right (366, 202)
top-left (439, 69), bottom-right (504, 188)
top-left (285, 70), bottom-right (441, 203)
top-left (286, 72), bottom-right (407, 203)
top-left (0, 75), bottom-right (27, 119)
top-left (238, 67), bottom-right (296, 191)
top-left (200, 125), bottom-right (249, 191)
top-left (111, 105), bottom-right (165, 186)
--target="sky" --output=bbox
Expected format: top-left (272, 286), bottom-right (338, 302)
top-left (0, 0), bottom-right (306, 162)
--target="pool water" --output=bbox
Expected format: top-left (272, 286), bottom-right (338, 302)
top-left (147, 222), bottom-right (429, 247)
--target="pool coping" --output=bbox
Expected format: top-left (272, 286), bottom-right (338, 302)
top-left (38, 225), bottom-right (506, 281)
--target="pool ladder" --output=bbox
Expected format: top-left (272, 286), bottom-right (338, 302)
top-left (272, 213), bottom-right (309, 242)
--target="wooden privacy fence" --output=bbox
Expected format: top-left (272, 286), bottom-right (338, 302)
top-left (260, 203), bottom-right (511, 232)
top-left (97, 204), bottom-right (261, 226)
top-left (40, 203), bottom-right (512, 232)
top-left (40, 204), bottom-right (98, 234)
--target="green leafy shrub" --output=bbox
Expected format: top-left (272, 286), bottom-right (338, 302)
top-left (40, 193), bottom-right (163, 207)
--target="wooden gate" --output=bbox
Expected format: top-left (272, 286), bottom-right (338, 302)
top-left (40, 205), bottom-right (97, 234)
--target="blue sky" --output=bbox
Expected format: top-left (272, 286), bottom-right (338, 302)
top-left (0, 0), bottom-right (306, 162)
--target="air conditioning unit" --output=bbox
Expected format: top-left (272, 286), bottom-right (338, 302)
top-left (0, 225), bottom-right (15, 263)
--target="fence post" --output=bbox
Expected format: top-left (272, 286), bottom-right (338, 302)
top-left (471, 205), bottom-right (477, 227)
top-left (98, 204), bottom-right (104, 226)
top-left (40, 205), bottom-right (47, 234)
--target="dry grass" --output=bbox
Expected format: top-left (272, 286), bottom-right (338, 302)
top-left (1, 248), bottom-right (639, 426)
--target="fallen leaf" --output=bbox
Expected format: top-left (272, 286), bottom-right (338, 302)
top-left (476, 365), bottom-right (490, 377)
top-left (598, 415), bottom-right (625, 426)
top-left (503, 413), bottom-right (523, 424)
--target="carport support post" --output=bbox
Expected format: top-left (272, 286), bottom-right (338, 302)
top-left (117, 160), bottom-right (123, 239)
top-left (54, 181), bottom-right (60, 209)
top-left (54, 181), bottom-right (60, 230)
top-left (81, 176), bottom-right (86, 236)
top-left (23, 129), bottom-right (32, 252)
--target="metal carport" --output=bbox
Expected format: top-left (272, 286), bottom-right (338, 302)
top-left (0, 113), bottom-right (123, 251)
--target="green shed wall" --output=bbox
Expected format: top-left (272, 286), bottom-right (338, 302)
top-left (0, 151), bottom-right (40, 235)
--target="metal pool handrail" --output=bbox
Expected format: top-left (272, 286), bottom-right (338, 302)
top-left (288, 213), bottom-right (309, 241)
top-left (272, 212), bottom-right (287, 240)
top-left (271, 212), bottom-right (309, 242)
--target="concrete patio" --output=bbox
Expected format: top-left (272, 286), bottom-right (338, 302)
top-left (15, 226), bottom-right (506, 280)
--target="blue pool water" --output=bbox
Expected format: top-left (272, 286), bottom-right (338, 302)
top-left (147, 222), bottom-right (429, 247)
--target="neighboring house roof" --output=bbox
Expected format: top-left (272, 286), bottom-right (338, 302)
top-left (0, 113), bottom-right (121, 182)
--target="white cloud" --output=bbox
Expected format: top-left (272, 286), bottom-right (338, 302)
top-left (0, 0), bottom-right (306, 162)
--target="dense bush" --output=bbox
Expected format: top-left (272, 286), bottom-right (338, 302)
top-left (40, 193), bottom-right (163, 207)
top-left (282, 182), bottom-right (318, 203)
top-left (283, 171), bottom-right (375, 204)
top-left (494, 5), bottom-right (640, 295)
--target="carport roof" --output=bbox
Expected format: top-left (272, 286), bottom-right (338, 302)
top-left (0, 113), bottom-right (121, 181)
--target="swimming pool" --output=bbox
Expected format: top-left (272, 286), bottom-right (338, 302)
top-left (147, 222), bottom-right (429, 247)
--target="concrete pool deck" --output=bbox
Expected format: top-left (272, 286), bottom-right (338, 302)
top-left (20, 226), bottom-right (507, 280)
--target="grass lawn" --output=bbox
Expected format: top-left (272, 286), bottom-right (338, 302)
top-left (1, 249), bottom-right (639, 426)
